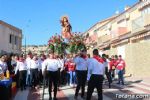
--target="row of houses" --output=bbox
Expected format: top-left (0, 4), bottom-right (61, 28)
top-left (21, 45), bottom-right (48, 55)
top-left (83, 0), bottom-right (150, 77)
top-left (0, 20), bottom-right (22, 54)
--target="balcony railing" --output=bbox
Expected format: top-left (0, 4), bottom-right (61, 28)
top-left (89, 34), bottom-right (98, 43)
top-left (111, 27), bottom-right (128, 39)
top-left (131, 16), bottom-right (145, 34)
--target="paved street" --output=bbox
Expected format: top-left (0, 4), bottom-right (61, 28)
top-left (14, 78), bottom-right (150, 100)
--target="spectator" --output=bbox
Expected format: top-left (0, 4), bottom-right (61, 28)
top-left (0, 54), bottom-right (8, 75)
top-left (67, 58), bottom-right (76, 87)
top-left (116, 55), bottom-right (126, 85)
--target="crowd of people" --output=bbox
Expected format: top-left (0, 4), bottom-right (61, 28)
top-left (0, 49), bottom-right (126, 100)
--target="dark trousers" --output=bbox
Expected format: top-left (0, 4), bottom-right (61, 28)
top-left (47, 71), bottom-right (58, 99)
top-left (39, 69), bottom-right (43, 85)
top-left (110, 69), bottom-right (115, 79)
top-left (87, 74), bottom-right (103, 100)
top-left (66, 72), bottom-right (70, 85)
top-left (75, 70), bottom-right (87, 97)
top-left (57, 69), bottom-right (61, 87)
top-left (31, 68), bottom-right (39, 87)
top-left (60, 70), bottom-right (67, 85)
top-left (19, 70), bottom-right (27, 90)
top-left (14, 70), bottom-right (20, 88)
top-left (105, 67), bottom-right (112, 84)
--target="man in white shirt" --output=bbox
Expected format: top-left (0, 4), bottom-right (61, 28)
top-left (26, 53), bottom-right (32, 87)
top-left (30, 54), bottom-right (40, 89)
top-left (56, 55), bottom-right (64, 89)
top-left (74, 50), bottom-right (88, 99)
top-left (15, 55), bottom-right (27, 91)
top-left (42, 51), bottom-right (60, 100)
top-left (38, 54), bottom-right (45, 86)
top-left (86, 49), bottom-right (105, 100)
top-left (102, 54), bottom-right (112, 88)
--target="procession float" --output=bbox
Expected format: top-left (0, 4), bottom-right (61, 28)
top-left (47, 16), bottom-right (86, 55)
top-left (42, 16), bottom-right (87, 100)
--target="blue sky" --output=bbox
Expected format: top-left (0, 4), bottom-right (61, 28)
top-left (0, 0), bottom-right (138, 45)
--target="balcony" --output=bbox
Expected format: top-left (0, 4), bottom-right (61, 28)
top-left (101, 34), bottom-right (111, 43)
top-left (111, 27), bottom-right (128, 41)
top-left (144, 14), bottom-right (150, 27)
top-left (89, 34), bottom-right (98, 44)
top-left (85, 35), bottom-right (97, 46)
top-left (131, 16), bottom-right (145, 35)
top-left (98, 37), bottom-right (102, 44)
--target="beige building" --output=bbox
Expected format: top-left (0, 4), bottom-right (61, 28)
top-left (0, 20), bottom-right (22, 54)
top-left (22, 45), bottom-right (48, 55)
top-left (84, 0), bottom-right (150, 78)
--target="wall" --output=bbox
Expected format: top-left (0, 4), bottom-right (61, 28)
top-left (125, 40), bottom-right (150, 78)
top-left (105, 39), bottom-right (150, 78)
top-left (0, 23), bottom-right (22, 54)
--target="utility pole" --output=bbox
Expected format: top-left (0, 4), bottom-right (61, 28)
top-left (25, 36), bottom-right (26, 57)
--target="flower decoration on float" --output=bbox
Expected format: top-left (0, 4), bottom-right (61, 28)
top-left (48, 32), bottom-right (86, 54)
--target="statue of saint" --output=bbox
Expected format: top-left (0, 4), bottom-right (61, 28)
top-left (60, 16), bottom-right (72, 39)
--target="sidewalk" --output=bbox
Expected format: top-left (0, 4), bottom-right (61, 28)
top-left (124, 75), bottom-right (150, 84)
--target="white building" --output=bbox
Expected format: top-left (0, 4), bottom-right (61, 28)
top-left (0, 20), bottom-right (22, 54)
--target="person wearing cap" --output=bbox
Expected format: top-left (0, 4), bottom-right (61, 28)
top-left (42, 51), bottom-right (60, 100)
top-left (86, 49), bottom-right (105, 100)
top-left (73, 49), bottom-right (88, 99)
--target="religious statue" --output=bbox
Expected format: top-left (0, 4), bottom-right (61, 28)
top-left (47, 16), bottom-right (86, 55)
top-left (60, 16), bottom-right (72, 39)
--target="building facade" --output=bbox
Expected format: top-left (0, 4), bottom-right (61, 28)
top-left (22, 45), bottom-right (48, 55)
top-left (0, 20), bottom-right (22, 54)
top-left (84, 0), bottom-right (150, 77)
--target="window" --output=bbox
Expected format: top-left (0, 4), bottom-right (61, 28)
top-left (118, 20), bottom-right (127, 27)
top-left (142, 7), bottom-right (150, 15)
top-left (9, 34), bottom-right (12, 43)
top-left (15, 36), bottom-right (17, 45)
top-left (132, 16), bottom-right (144, 30)
top-left (148, 7), bottom-right (150, 13)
